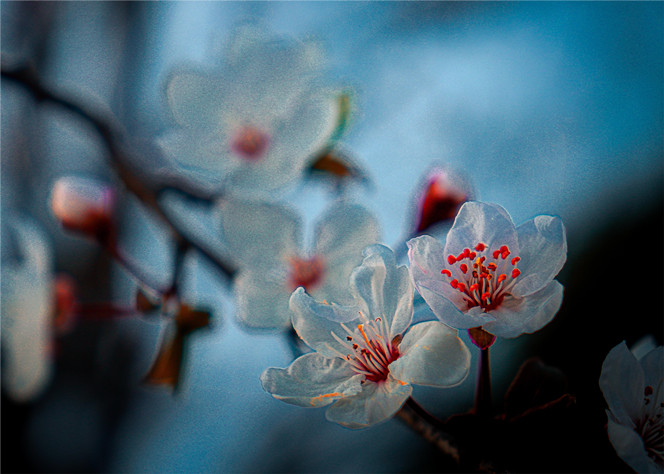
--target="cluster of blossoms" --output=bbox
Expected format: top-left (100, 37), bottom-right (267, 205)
top-left (8, 22), bottom-right (658, 474)
top-left (261, 245), bottom-right (471, 427)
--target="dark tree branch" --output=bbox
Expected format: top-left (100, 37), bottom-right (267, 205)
top-left (2, 60), bottom-right (237, 284)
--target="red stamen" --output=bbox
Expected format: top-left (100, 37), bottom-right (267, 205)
top-left (448, 255), bottom-right (456, 265)
top-left (511, 256), bottom-right (521, 265)
top-left (512, 268), bottom-right (521, 278)
top-left (450, 279), bottom-right (459, 289)
top-left (500, 245), bottom-right (509, 253)
top-left (441, 269), bottom-right (452, 277)
top-left (497, 274), bottom-right (507, 283)
top-left (488, 263), bottom-right (497, 271)
top-left (493, 250), bottom-right (501, 259)
top-left (481, 292), bottom-right (491, 300)
top-left (460, 264), bottom-right (468, 274)
top-left (469, 251), bottom-right (477, 260)
top-left (475, 243), bottom-right (486, 251)
top-left (470, 284), bottom-right (479, 292)
top-left (457, 282), bottom-right (466, 292)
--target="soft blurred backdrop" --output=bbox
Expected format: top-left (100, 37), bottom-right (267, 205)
top-left (2, 2), bottom-right (662, 473)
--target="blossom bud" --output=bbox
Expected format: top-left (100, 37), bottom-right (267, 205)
top-left (50, 176), bottom-right (115, 241)
top-left (412, 165), bottom-right (473, 234)
top-left (53, 274), bottom-right (78, 335)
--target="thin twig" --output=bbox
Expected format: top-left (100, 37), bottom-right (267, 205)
top-left (2, 60), bottom-right (237, 282)
top-left (396, 397), bottom-right (460, 464)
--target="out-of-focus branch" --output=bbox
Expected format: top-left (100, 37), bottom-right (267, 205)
top-left (1, 60), bottom-right (237, 283)
top-left (396, 397), bottom-right (460, 464)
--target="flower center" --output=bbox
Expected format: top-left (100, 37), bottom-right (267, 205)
top-left (288, 256), bottom-right (325, 291)
top-left (231, 125), bottom-right (269, 160)
top-left (327, 314), bottom-right (401, 383)
top-left (639, 381), bottom-right (664, 465)
top-left (441, 242), bottom-right (521, 312)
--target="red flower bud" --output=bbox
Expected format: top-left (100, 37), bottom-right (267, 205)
top-left (51, 176), bottom-right (115, 242)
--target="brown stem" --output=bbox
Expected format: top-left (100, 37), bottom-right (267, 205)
top-left (1, 60), bottom-right (237, 281)
top-left (474, 347), bottom-right (493, 417)
top-left (396, 397), bottom-right (460, 464)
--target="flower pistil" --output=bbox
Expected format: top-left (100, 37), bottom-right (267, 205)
top-left (441, 242), bottom-right (521, 312)
top-left (326, 313), bottom-right (401, 383)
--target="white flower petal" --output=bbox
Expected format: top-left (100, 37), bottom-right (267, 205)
top-left (444, 201), bottom-right (519, 262)
top-left (482, 280), bottom-right (564, 338)
top-left (512, 215), bottom-right (567, 297)
top-left (408, 235), bottom-right (467, 311)
top-left (234, 271), bottom-right (291, 329)
top-left (349, 245), bottom-right (413, 336)
top-left (220, 29), bottom-right (323, 124)
top-left (165, 71), bottom-right (225, 131)
top-left (290, 288), bottom-right (362, 358)
top-left (260, 352), bottom-right (363, 408)
top-left (219, 199), bottom-right (302, 269)
top-left (324, 377), bottom-right (412, 429)
top-left (389, 321), bottom-right (470, 388)
top-left (313, 202), bottom-right (381, 264)
top-left (640, 346), bottom-right (664, 390)
top-left (607, 415), bottom-right (658, 473)
top-left (1, 216), bottom-right (53, 402)
top-left (600, 342), bottom-right (644, 427)
top-left (156, 129), bottom-right (233, 177)
top-left (414, 276), bottom-right (491, 329)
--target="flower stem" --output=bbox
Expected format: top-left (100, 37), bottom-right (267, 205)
top-left (396, 397), bottom-right (460, 464)
top-left (474, 347), bottom-right (492, 417)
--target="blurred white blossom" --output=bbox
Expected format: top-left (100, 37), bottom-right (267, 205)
top-left (220, 199), bottom-right (380, 329)
top-left (1, 214), bottom-right (54, 402)
top-left (261, 245), bottom-right (471, 428)
top-left (158, 27), bottom-right (341, 195)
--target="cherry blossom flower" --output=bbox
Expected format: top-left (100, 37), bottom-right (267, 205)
top-left (157, 27), bottom-right (341, 195)
top-left (219, 199), bottom-right (380, 329)
top-left (1, 214), bottom-right (53, 402)
top-left (50, 175), bottom-right (115, 241)
top-left (600, 340), bottom-right (663, 473)
top-left (261, 245), bottom-right (471, 428)
top-left (407, 201), bottom-right (566, 340)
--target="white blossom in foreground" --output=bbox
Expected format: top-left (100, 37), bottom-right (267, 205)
top-left (600, 340), bottom-right (663, 473)
top-left (220, 199), bottom-right (380, 329)
top-left (408, 201), bottom-right (566, 340)
top-left (158, 27), bottom-right (341, 195)
top-left (1, 214), bottom-right (53, 402)
top-left (261, 245), bottom-right (471, 428)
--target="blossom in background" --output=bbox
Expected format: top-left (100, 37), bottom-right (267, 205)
top-left (50, 175), bottom-right (115, 241)
top-left (1, 214), bottom-right (54, 402)
top-left (158, 27), bottom-right (342, 195)
top-left (408, 201), bottom-right (566, 341)
top-left (411, 164), bottom-right (473, 235)
top-left (261, 245), bottom-right (471, 428)
top-left (600, 340), bottom-right (663, 473)
top-left (219, 199), bottom-right (380, 329)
